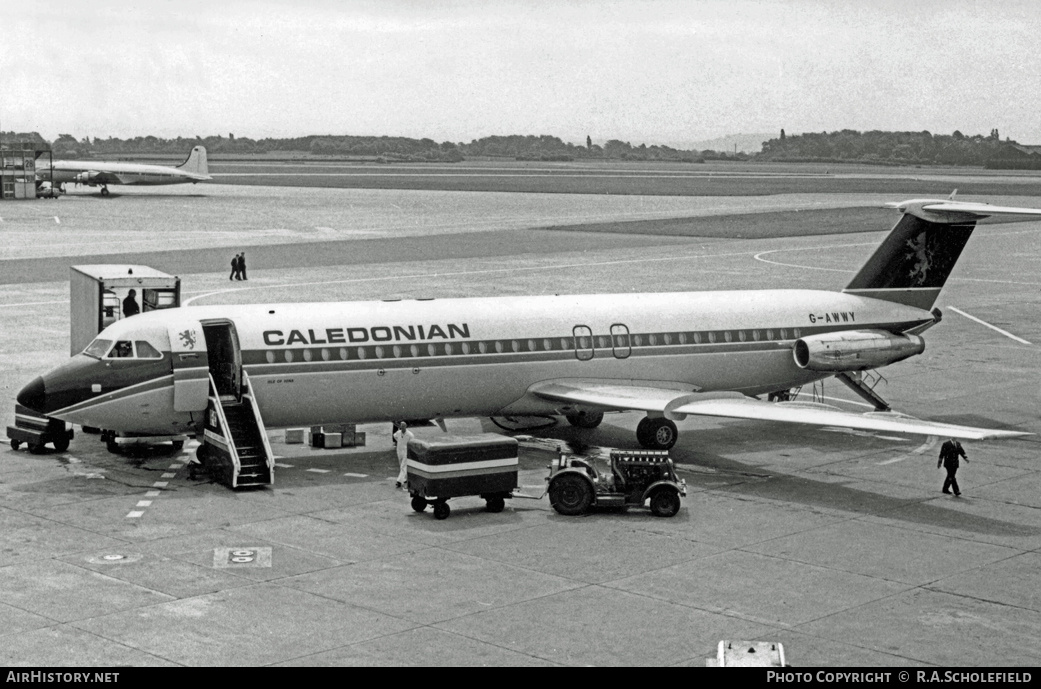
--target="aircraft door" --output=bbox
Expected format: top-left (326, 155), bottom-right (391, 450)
top-left (201, 321), bottom-right (242, 400)
top-left (573, 325), bottom-right (594, 361)
top-left (610, 324), bottom-right (631, 359)
top-left (167, 321), bottom-right (210, 412)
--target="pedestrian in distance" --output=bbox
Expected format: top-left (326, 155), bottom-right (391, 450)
top-left (229, 253), bottom-right (240, 281)
top-left (122, 289), bottom-right (140, 318)
top-left (393, 421), bottom-right (415, 489)
top-left (938, 437), bottom-right (968, 496)
top-left (239, 252), bottom-right (248, 281)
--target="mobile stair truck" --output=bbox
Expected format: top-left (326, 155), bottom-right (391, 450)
top-left (407, 434), bottom-right (519, 520)
top-left (69, 265), bottom-right (186, 453)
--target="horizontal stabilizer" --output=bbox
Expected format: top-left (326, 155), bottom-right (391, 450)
top-left (888, 199), bottom-right (1041, 224)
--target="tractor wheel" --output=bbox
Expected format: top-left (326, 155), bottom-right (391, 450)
top-left (53, 435), bottom-right (70, 453)
top-left (486, 495), bottom-right (506, 513)
top-left (433, 502), bottom-right (451, 520)
top-left (566, 411), bottom-right (604, 429)
top-left (411, 496), bottom-right (428, 513)
top-left (650, 488), bottom-right (681, 518)
top-left (639, 418), bottom-right (678, 450)
top-left (10, 439), bottom-right (21, 451)
top-left (28, 442), bottom-right (45, 455)
top-left (549, 474), bottom-right (593, 516)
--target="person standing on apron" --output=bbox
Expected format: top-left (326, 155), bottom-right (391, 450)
top-left (394, 421), bottom-right (415, 489)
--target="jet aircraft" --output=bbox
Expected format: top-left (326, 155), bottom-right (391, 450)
top-left (39, 146), bottom-right (210, 196)
top-left (16, 197), bottom-right (1038, 460)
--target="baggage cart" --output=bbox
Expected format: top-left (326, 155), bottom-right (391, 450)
top-left (407, 434), bottom-right (518, 520)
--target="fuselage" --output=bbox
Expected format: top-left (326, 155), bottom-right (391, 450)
top-left (41, 160), bottom-right (210, 186)
top-left (17, 289), bottom-right (934, 436)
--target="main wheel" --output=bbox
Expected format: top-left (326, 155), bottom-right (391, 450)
top-left (650, 488), bottom-right (681, 518)
top-left (53, 435), bottom-right (70, 452)
top-left (566, 411), bottom-right (604, 429)
top-left (549, 474), bottom-right (594, 516)
top-left (486, 495), bottom-right (506, 513)
top-left (639, 418), bottom-right (678, 450)
top-left (433, 501), bottom-right (451, 520)
top-left (411, 496), bottom-right (428, 513)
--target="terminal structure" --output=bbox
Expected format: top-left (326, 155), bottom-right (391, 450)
top-left (0, 141), bottom-right (52, 200)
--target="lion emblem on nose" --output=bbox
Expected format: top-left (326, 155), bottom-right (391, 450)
top-left (178, 329), bottom-right (197, 349)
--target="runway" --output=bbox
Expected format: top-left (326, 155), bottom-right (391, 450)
top-left (1, 182), bottom-right (1039, 666)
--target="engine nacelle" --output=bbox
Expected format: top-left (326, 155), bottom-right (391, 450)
top-left (793, 329), bottom-right (924, 372)
top-left (75, 171), bottom-right (99, 184)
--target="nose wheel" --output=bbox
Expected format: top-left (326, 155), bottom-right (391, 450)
top-left (636, 417), bottom-right (678, 450)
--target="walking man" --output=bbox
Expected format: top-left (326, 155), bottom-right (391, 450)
top-left (938, 437), bottom-right (968, 496)
top-left (239, 252), bottom-right (248, 280)
top-left (230, 253), bottom-right (240, 280)
top-left (393, 421), bottom-right (415, 489)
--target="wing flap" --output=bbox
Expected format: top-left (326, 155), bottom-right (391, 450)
top-left (670, 397), bottom-right (1029, 441)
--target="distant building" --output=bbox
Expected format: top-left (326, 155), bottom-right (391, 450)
top-left (986, 143), bottom-right (1041, 170)
top-left (0, 142), bottom-right (53, 200)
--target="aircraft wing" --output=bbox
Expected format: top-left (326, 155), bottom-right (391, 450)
top-left (530, 380), bottom-right (1029, 440)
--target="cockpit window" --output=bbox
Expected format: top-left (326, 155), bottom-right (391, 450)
top-left (135, 341), bottom-right (162, 359)
top-left (83, 338), bottom-right (112, 359)
top-left (110, 341), bottom-right (134, 358)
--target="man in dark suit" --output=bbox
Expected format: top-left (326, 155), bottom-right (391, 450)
top-left (122, 289), bottom-right (140, 318)
top-left (938, 437), bottom-right (969, 496)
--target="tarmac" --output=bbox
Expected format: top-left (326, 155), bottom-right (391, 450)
top-left (1, 182), bottom-right (1039, 666)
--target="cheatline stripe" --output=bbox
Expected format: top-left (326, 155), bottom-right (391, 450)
top-left (407, 465), bottom-right (518, 480)
top-left (50, 375), bottom-right (174, 415)
top-left (407, 457), bottom-right (517, 473)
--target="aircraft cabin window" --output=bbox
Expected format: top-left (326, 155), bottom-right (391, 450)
top-left (793, 328), bottom-right (802, 338)
top-left (284, 350), bottom-right (294, 363)
top-left (84, 339), bottom-right (112, 359)
top-left (662, 333), bottom-right (672, 345)
top-left (708, 332), bottom-right (716, 343)
top-left (411, 345), bottom-right (420, 357)
top-left (678, 333), bottom-right (687, 344)
top-left (543, 338), bottom-right (553, 351)
top-left (597, 336), bottom-right (609, 349)
top-left (693, 332), bottom-right (701, 344)
top-left (357, 347), bottom-right (367, 359)
top-left (460, 342), bottom-right (470, 355)
top-left (528, 339), bottom-right (537, 352)
top-left (724, 331), bottom-right (733, 343)
top-left (375, 346), bottom-right (385, 359)
top-left (632, 334), bottom-right (642, 346)
top-left (478, 342), bottom-right (488, 354)
top-left (266, 351), bottom-right (276, 364)
top-left (766, 329), bottom-right (774, 340)
top-left (110, 341), bottom-right (133, 358)
top-left (495, 341), bottom-right (504, 354)
top-left (511, 340), bottom-right (521, 352)
top-left (392, 345), bottom-right (402, 358)
top-left (339, 348), bottom-right (349, 360)
top-left (779, 329), bottom-right (788, 339)
top-left (752, 330), bottom-right (760, 341)
top-left (427, 344), bottom-right (437, 357)
top-left (321, 348), bottom-right (331, 361)
top-left (303, 350), bottom-right (313, 362)
top-left (134, 341), bottom-right (162, 359)
top-left (444, 343), bottom-right (453, 355)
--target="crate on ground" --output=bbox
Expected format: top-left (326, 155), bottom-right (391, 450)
top-left (284, 429), bottom-right (305, 444)
top-left (321, 432), bottom-right (342, 449)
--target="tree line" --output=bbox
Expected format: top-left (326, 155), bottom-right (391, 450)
top-left (0, 129), bottom-right (1024, 166)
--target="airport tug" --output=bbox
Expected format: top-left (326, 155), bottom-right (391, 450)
top-left (547, 448), bottom-right (686, 517)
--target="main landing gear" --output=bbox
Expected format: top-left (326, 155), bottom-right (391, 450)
top-left (565, 411), bottom-right (604, 429)
top-left (99, 185), bottom-right (110, 196)
top-left (636, 417), bottom-right (678, 450)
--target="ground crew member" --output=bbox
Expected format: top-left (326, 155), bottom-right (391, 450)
top-left (393, 421), bottom-right (414, 489)
top-left (122, 289), bottom-right (140, 318)
top-left (938, 437), bottom-right (968, 496)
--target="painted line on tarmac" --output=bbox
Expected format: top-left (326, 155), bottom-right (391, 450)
top-left (0, 300), bottom-right (67, 309)
top-left (344, 472), bottom-right (368, 478)
top-left (949, 306), bottom-right (1033, 345)
top-left (878, 436), bottom-right (937, 465)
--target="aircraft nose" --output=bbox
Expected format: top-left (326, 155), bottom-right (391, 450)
top-left (17, 376), bottom-right (46, 413)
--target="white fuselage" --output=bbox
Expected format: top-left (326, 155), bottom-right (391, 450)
top-left (42, 160), bottom-right (208, 187)
top-left (31, 289), bottom-right (932, 435)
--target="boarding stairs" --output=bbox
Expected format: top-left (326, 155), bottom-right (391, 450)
top-left (201, 371), bottom-right (274, 489)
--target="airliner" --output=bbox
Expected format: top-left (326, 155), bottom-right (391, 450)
top-left (16, 197), bottom-right (1038, 466)
top-left (38, 146), bottom-right (210, 196)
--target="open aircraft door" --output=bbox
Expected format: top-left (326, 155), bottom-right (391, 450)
top-left (167, 319), bottom-right (210, 412)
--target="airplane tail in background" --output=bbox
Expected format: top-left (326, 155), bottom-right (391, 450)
top-left (844, 198), bottom-right (1041, 310)
top-left (176, 146), bottom-right (209, 177)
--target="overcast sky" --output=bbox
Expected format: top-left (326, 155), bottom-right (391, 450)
top-left (5, 0), bottom-right (1040, 146)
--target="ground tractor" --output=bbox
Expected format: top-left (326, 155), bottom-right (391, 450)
top-left (547, 448), bottom-right (686, 517)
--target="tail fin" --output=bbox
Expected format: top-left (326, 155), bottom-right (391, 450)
top-left (844, 198), bottom-right (1041, 310)
top-left (176, 146), bottom-right (209, 177)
